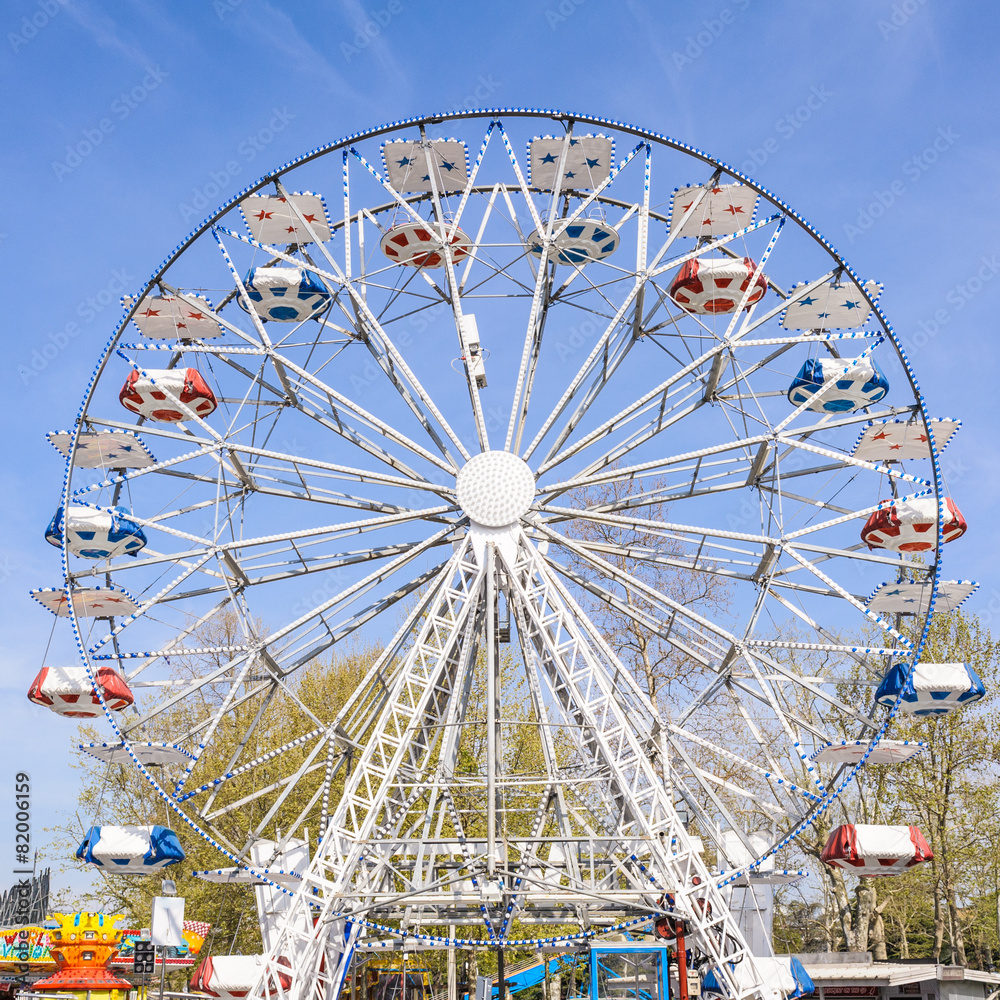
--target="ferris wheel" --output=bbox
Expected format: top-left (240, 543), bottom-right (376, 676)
top-left (32, 109), bottom-right (976, 1000)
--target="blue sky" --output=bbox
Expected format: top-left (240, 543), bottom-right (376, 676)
top-left (2, 0), bottom-right (997, 900)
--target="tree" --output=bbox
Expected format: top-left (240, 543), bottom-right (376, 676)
top-left (890, 610), bottom-right (1000, 964)
top-left (57, 603), bottom-right (580, 987)
top-left (55, 632), bottom-right (379, 963)
top-left (776, 607), bottom-right (1000, 962)
top-left (563, 472), bottom-right (732, 711)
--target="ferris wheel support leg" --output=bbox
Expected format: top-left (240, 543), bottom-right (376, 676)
top-left (247, 540), bottom-right (489, 1000)
top-left (257, 906), bottom-right (362, 1000)
top-left (500, 533), bottom-right (768, 1000)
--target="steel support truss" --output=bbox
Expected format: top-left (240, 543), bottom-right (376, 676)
top-left (251, 529), bottom-right (767, 1000)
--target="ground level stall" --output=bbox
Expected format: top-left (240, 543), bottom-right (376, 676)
top-left (794, 952), bottom-right (1000, 1000)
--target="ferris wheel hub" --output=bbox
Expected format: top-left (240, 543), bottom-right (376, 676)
top-left (456, 450), bottom-right (536, 527)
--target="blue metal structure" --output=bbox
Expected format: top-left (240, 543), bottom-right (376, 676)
top-left (589, 944), bottom-right (666, 1000)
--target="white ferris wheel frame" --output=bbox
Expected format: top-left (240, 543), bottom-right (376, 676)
top-left (47, 108), bottom-right (959, 999)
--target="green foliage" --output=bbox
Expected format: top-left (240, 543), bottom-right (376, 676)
top-left (55, 638), bottom-right (380, 958)
top-left (772, 897), bottom-right (829, 954)
top-left (776, 606), bottom-right (1000, 965)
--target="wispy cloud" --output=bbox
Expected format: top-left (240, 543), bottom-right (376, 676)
top-left (338, 0), bottom-right (410, 86)
top-left (63, 0), bottom-right (156, 70)
top-left (236, 2), bottom-right (364, 107)
top-left (624, 0), bottom-right (695, 141)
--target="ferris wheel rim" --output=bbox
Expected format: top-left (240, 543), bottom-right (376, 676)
top-left (65, 108), bottom-right (925, 426)
top-left (50, 109), bottom-right (953, 941)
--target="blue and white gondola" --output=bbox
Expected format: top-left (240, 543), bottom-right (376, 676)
top-left (76, 824), bottom-right (185, 873)
top-left (787, 355), bottom-right (890, 412)
top-left (45, 505), bottom-right (147, 559)
top-left (875, 661), bottom-right (986, 716)
top-left (238, 266), bottom-right (331, 322)
top-left (526, 220), bottom-right (619, 265)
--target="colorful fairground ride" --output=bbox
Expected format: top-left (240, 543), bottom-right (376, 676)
top-left (0, 870), bottom-right (209, 999)
top-left (0, 909), bottom-right (207, 998)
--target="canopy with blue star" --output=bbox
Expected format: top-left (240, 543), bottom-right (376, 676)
top-left (527, 133), bottom-right (613, 190)
top-left (382, 138), bottom-right (469, 193)
top-left (780, 277), bottom-right (881, 329)
top-left (865, 579), bottom-right (979, 615)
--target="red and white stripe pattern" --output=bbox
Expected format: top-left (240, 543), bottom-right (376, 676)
top-left (27, 666), bottom-right (134, 717)
top-left (183, 920), bottom-right (212, 954)
top-left (861, 496), bottom-right (966, 552)
top-left (820, 824), bottom-right (933, 877)
top-left (669, 256), bottom-right (766, 315)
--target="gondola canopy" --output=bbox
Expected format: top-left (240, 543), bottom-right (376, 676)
top-left (27, 666), bottom-right (134, 717)
top-left (787, 356), bottom-right (889, 412)
top-left (820, 824), bottom-right (932, 877)
top-left (45, 505), bottom-right (147, 559)
top-left (861, 496), bottom-right (966, 553)
top-left (190, 955), bottom-right (291, 999)
top-left (669, 255), bottom-right (766, 315)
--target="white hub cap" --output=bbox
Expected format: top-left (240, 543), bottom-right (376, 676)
top-left (456, 451), bottom-right (536, 527)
